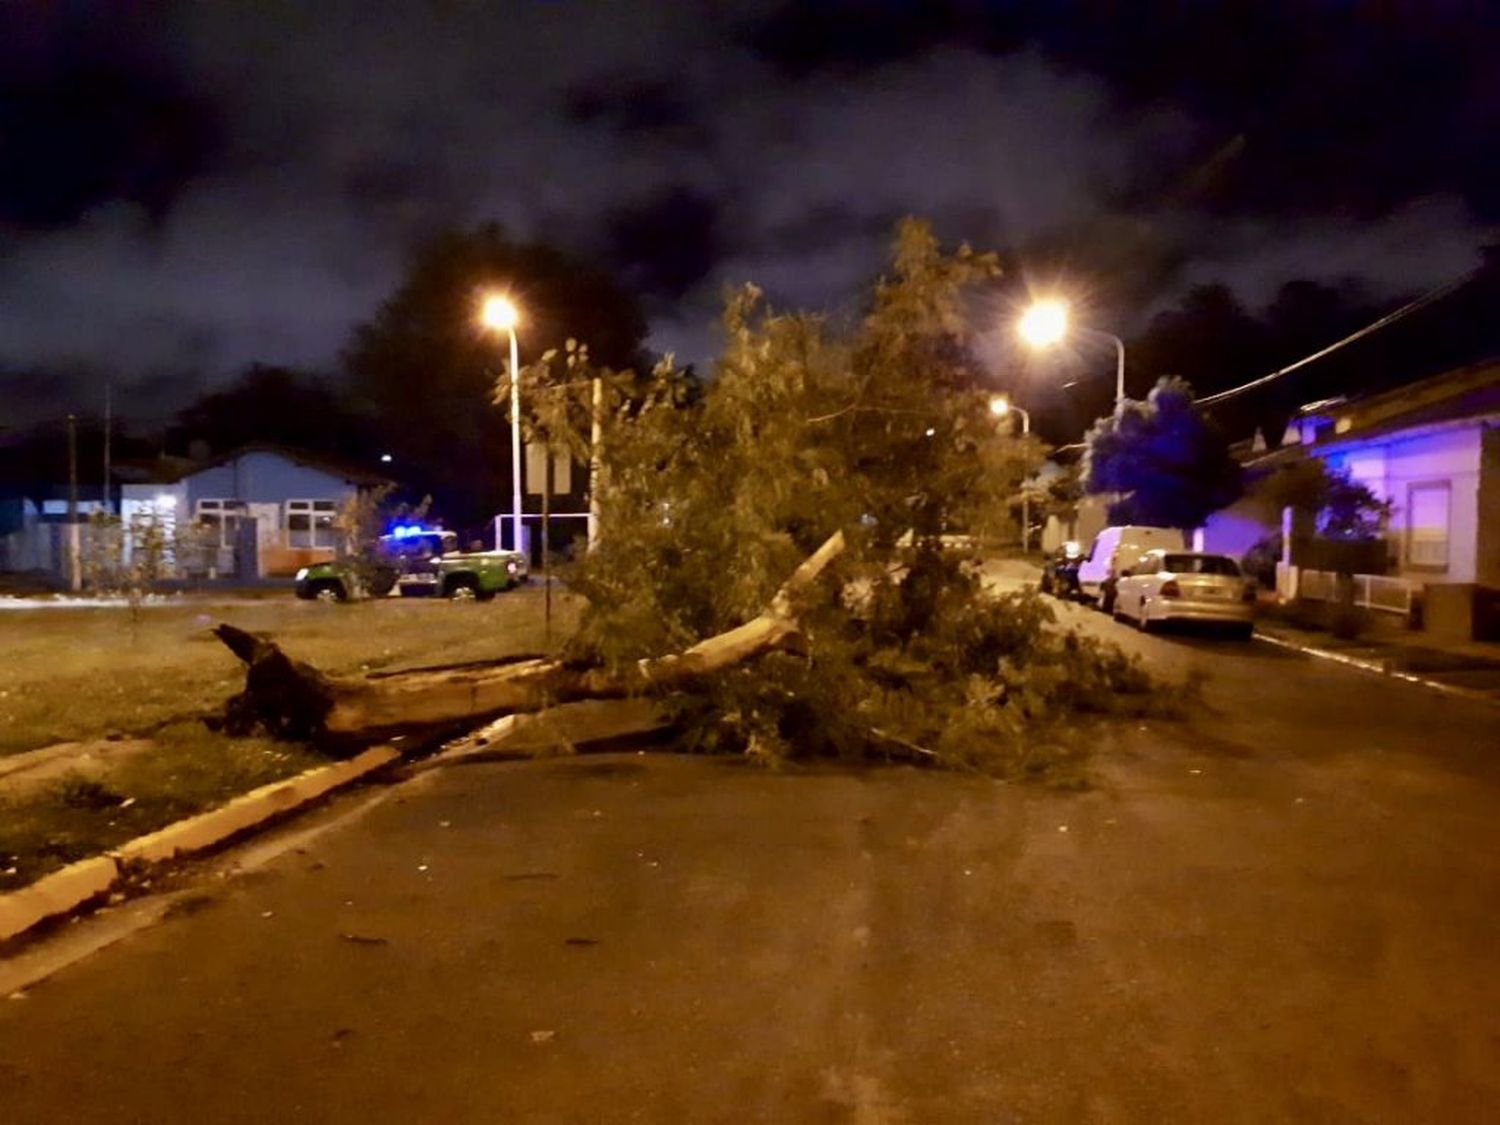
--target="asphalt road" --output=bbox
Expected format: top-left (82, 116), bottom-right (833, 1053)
top-left (2, 589), bottom-right (1499, 1123)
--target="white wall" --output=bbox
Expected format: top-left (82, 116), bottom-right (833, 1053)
top-left (1195, 494), bottom-right (1280, 560)
top-left (0, 500), bottom-right (46, 571)
top-left (1040, 494), bottom-right (1109, 554)
top-left (1384, 428), bottom-right (1481, 583)
top-left (120, 485), bottom-right (188, 568)
top-left (1324, 426), bottom-right (1483, 584)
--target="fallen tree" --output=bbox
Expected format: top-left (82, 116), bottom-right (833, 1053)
top-left (210, 220), bottom-right (1179, 775)
top-left (211, 532), bottom-right (845, 745)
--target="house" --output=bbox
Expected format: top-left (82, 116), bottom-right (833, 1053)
top-left (117, 444), bottom-right (389, 579)
top-left (0, 489), bottom-right (111, 577)
top-left (1245, 358), bottom-right (1500, 639)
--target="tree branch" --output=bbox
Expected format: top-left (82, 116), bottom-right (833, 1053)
top-left (213, 531), bottom-right (847, 744)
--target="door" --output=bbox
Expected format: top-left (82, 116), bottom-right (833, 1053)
top-left (248, 503), bottom-right (280, 578)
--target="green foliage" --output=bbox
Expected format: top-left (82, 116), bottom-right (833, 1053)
top-left (1083, 376), bottom-right (1244, 531)
top-left (557, 218), bottom-right (1172, 774)
top-left (672, 565), bottom-right (1177, 776)
top-left (567, 220), bottom-right (1031, 661)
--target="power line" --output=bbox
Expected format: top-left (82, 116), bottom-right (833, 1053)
top-left (1041, 269), bottom-right (1478, 455)
top-left (1196, 269), bottom-right (1477, 407)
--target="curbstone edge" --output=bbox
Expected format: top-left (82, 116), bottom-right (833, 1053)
top-left (1, 745), bottom-right (400, 947)
top-left (1255, 631), bottom-right (1498, 706)
top-left (112, 746), bottom-right (400, 866)
top-left (0, 856), bottom-right (119, 946)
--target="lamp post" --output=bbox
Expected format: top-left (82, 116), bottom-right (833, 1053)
top-left (481, 294), bottom-right (523, 554)
top-left (990, 394), bottom-right (1033, 554)
top-left (1018, 298), bottom-right (1126, 405)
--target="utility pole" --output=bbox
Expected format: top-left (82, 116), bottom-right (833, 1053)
top-left (103, 381), bottom-right (112, 515)
top-left (67, 414), bottom-right (81, 591)
top-left (542, 450), bottom-right (553, 644)
top-left (587, 375), bottom-right (602, 550)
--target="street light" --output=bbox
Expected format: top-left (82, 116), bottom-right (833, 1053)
top-left (1017, 298), bottom-right (1127, 406)
top-left (1017, 300), bottom-right (1067, 349)
top-left (989, 394), bottom-right (1034, 554)
top-left (480, 294), bottom-right (524, 554)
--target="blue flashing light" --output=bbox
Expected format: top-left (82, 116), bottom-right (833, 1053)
top-left (387, 523), bottom-right (438, 540)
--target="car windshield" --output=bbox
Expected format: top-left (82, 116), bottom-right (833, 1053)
top-left (1162, 553), bottom-right (1240, 576)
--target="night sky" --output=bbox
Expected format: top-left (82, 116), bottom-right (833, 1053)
top-left (2, 2), bottom-right (1496, 427)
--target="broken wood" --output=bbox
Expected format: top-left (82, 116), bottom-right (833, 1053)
top-left (213, 531), bottom-right (845, 745)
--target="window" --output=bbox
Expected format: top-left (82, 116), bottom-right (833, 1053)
top-left (196, 499), bottom-right (246, 547)
top-left (1406, 482), bottom-right (1450, 570)
top-left (286, 500), bottom-right (339, 548)
top-left (1162, 554), bottom-right (1241, 576)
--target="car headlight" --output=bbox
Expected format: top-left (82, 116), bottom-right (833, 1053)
top-left (295, 568), bottom-right (308, 580)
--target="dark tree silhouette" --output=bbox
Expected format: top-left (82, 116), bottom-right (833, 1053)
top-left (1083, 376), bottom-right (1243, 530)
top-left (170, 364), bottom-right (376, 462)
top-left (342, 223), bottom-right (649, 532)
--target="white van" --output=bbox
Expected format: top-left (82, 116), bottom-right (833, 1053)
top-left (1076, 525), bottom-right (1186, 611)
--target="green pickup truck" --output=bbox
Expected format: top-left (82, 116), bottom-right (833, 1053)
top-left (294, 528), bottom-right (529, 603)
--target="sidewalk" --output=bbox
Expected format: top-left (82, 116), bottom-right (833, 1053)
top-left (1255, 613), bottom-right (1500, 704)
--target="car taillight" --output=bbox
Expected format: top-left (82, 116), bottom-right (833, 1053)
top-left (1160, 579), bottom-right (1181, 598)
top-left (506, 560), bottom-right (519, 574)
top-left (1241, 581), bottom-right (1257, 603)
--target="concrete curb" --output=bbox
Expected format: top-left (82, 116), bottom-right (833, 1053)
top-left (0, 745), bottom-right (400, 946)
top-left (0, 858), bottom-right (119, 949)
top-left (1255, 631), bottom-right (1499, 707)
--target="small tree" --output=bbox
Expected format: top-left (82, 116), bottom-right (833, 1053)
top-left (332, 485), bottom-right (432, 598)
top-left (81, 508), bottom-right (211, 623)
top-left (1082, 376), bottom-right (1244, 531)
top-left (1260, 459), bottom-right (1391, 636)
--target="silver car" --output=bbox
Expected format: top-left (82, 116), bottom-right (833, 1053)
top-left (1113, 550), bottom-right (1256, 639)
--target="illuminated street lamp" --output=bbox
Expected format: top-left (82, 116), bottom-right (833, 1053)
top-left (1018, 298), bottom-right (1127, 405)
top-left (989, 394), bottom-right (1034, 554)
top-left (1017, 300), bottom-right (1067, 349)
top-left (988, 394), bottom-right (1029, 430)
top-left (480, 294), bottom-right (524, 553)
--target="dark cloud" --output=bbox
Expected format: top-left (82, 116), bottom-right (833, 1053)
top-left (0, 0), bottom-right (1492, 430)
top-left (565, 77), bottom-right (704, 143)
top-left (606, 187), bottom-right (723, 304)
top-left (0, 58), bottom-right (220, 229)
top-left (750, 2), bottom-right (1500, 222)
top-left (747, 0), bottom-right (971, 77)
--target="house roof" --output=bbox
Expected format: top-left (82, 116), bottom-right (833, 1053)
top-left (1252, 357), bottom-right (1500, 466)
top-left (121, 443), bottom-right (391, 487)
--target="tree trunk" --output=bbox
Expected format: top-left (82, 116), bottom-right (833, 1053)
top-left (212, 531), bottom-right (845, 746)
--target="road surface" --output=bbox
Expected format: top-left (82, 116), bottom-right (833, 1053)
top-left (1, 586), bottom-right (1498, 1123)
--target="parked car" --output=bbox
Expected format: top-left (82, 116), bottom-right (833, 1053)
top-left (295, 527), bottom-right (528, 603)
top-left (1076, 525), bottom-right (1186, 613)
top-left (1038, 541), bottom-right (1084, 597)
top-left (1112, 549), bottom-right (1257, 638)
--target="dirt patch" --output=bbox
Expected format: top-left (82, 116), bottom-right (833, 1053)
top-left (0, 738), bottom-right (157, 798)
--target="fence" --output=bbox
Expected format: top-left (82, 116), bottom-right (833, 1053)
top-left (1296, 568), bottom-right (1415, 616)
